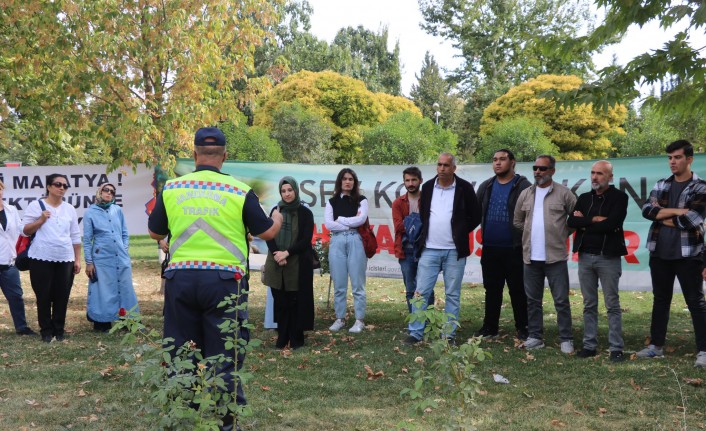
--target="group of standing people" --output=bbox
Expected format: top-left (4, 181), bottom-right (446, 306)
top-left (393, 143), bottom-right (706, 369)
top-left (0, 174), bottom-right (138, 343)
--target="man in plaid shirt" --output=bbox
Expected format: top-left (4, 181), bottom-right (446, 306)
top-left (637, 139), bottom-right (706, 368)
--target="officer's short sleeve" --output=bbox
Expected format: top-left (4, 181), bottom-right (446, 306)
top-left (147, 193), bottom-right (169, 235)
top-left (242, 190), bottom-right (273, 236)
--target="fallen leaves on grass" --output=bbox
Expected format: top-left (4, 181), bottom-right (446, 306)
top-left (393, 347), bottom-right (407, 355)
top-left (665, 346), bottom-right (677, 353)
top-left (630, 379), bottom-right (641, 391)
top-left (683, 377), bottom-right (704, 387)
top-left (364, 365), bottom-right (384, 380)
top-left (260, 386), bottom-right (271, 391)
top-left (598, 407), bottom-right (607, 417)
top-left (77, 414), bottom-right (99, 422)
top-left (550, 419), bottom-right (566, 427)
top-left (98, 366), bottom-right (113, 377)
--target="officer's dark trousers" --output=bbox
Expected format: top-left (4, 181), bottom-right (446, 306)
top-left (163, 269), bottom-right (249, 407)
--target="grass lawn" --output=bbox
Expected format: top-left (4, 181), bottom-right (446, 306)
top-left (0, 236), bottom-right (705, 430)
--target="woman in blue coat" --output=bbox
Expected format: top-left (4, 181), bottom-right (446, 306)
top-left (83, 184), bottom-right (139, 332)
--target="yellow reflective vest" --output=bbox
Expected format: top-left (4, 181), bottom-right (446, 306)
top-left (162, 169), bottom-right (250, 276)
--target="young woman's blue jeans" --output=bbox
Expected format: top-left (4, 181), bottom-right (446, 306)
top-left (329, 231), bottom-right (367, 320)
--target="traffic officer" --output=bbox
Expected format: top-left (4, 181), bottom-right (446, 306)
top-left (148, 127), bottom-right (282, 430)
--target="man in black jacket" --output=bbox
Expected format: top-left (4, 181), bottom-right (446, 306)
top-left (474, 149), bottom-right (531, 341)
top-left (405, 153), bottom-right (481, 344)
top-left (567, 160), bottom-right (627, 362)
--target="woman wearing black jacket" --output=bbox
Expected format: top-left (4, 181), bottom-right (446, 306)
top-left (263, 177), bottom-right (315, 349)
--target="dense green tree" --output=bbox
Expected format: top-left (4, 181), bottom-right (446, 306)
top-left (410, 52), bottom-right (471, 158)
top-left (0, 0), bottom-right (281, 169)
top-left (555, 0), bottom-right (706, 114)
top-left (480, 75), bottom-right (627, 160)
top-left (221, 113), bottom-right (283, 162)
top-left (251, 4), bottom-right (402, 98)
top-left (269, 102), bottom-right (336, 163)
top-left (418, 0), bottom-right (599, 157)
top-left (477, 116), bottom-right (558, 162)
top-left (253, 70), bottom-right (419, 163)
top-left (332, 26), bottom-right (402, 95)
top-left (359, 111), bottom-right (458, 164)
top-left (419, 0), bottom-right (596, 89)
top-left (610, 104), bottom-right (687, 158)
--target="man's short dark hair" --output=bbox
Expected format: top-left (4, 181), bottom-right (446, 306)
top-left (666, 139), bottom-right (694, 157)
top-left (536, 154), bottom-right (556, 168)
top-left (402, 166), bottom-right (422, 181)
top-left (494, 148), bottom-right (516, 160)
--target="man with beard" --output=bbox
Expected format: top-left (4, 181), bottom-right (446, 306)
top-left (513, 155), bottom-right (576, 353)
top-left (474, 149), bottom-right (531, 340)
top-left (567, 160), bottom-right (628, 362)
top-left (392, 167), bottom-right (433, 314)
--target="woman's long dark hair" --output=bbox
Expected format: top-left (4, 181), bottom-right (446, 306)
top-left (333, 168), bottom-right (361, 205)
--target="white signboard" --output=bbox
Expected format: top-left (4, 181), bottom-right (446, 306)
top-left (0, 164), bottom-right (156, 235)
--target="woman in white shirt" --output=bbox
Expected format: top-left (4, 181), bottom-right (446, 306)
top-left (325, 168), bottom-right (368, 334)
top-left (22, 174), bottom-right (81, 343)
top-left (0, 180), bottom-right (36, 336)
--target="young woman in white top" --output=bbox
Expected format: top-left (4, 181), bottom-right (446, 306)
top-left (21, 174), bottom-right (81, 343)
top-left (324, 168), bottom-right (368, 334)
top-left (0, 180), bottom-right (36, 336)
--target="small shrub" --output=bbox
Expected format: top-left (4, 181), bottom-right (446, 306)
top-left (401, 298), bottom-right (491, 431)
top-left (114, 291), bottom-right (259, 430)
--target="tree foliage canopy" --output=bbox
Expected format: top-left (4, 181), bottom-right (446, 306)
top-left (477, 116), bottom-right (558, 162)
top-left (0, 0), bottom-right (282, 169)
top-left (418, 0), bottom-right (596, 90)
top-left (254, 3), bottom-right (402, 97)
top-left (418, 0), bottom-right (598, 157)
top-left (360, 111), bottom-right (458, 164)
top-left (554, 0), bottom-right (706, 114)
top-left (480, 74), bottom-right (627, 160)
top-left (253, 70), bottom-right (419, 163)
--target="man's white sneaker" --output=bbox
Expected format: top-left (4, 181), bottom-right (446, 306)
top-left (349, 320), bottom-right (365, 333)
top-left (329, 319), bottom-right (346, 332)
top-left (523, 337), bottom-right (545, 350)
top-left (560, 340), bottom-right (574, 354)
top-left (695, 351), bottom-right (706, 368)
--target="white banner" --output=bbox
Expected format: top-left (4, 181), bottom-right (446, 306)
top-left (0, 165), bottom-right (156, 235)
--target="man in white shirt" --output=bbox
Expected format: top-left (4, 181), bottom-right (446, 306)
top-left (404, 153), bottom-right (480, 344)
top-left (513, 155), bottom-right (577, 353)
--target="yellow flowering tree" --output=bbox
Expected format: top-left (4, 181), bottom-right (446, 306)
top-left (480, 74), bottom-right (627, 160)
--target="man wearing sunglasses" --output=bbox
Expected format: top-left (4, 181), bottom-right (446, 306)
top-left (513, 155), bottom-right (577, 353)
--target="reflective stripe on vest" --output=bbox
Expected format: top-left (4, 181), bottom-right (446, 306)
top-left (169, 218), bottom-right (246, 263)
top-left (163, 171), bottom-right (251, 274)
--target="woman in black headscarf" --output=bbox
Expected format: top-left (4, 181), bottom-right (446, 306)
top-left (263, 176), bottom-right (315, 349)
